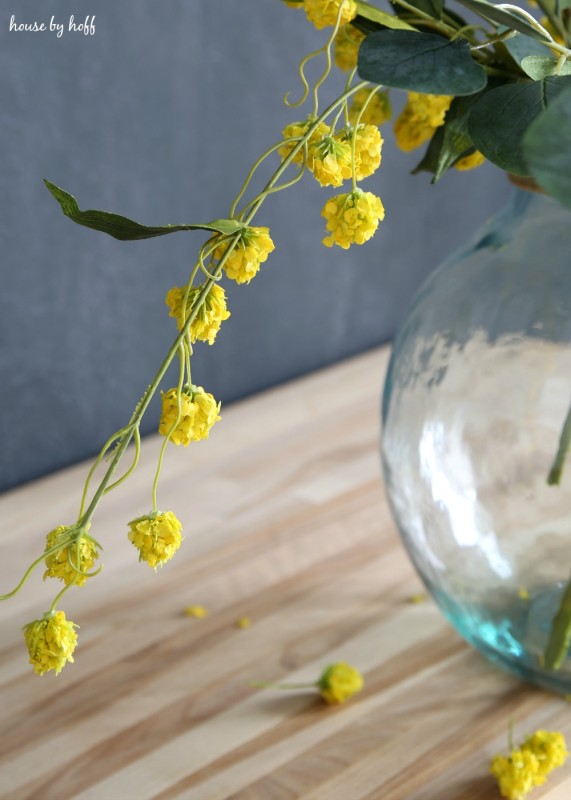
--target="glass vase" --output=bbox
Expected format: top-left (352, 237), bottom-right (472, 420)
top-left (381, 188), bottom-right (571, 695)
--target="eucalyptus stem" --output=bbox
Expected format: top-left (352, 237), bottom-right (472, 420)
top-left (544, 576), bottom-right (571, 670)
top-left (547, 400), bottom-right (571, 486)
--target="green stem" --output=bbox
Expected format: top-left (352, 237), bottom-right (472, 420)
top-left (544, 576), bottom-right (571, 670)
top-left (547, 400), bottom-right (571, 486)
top-left (152, 345), bottom-right (185, 511)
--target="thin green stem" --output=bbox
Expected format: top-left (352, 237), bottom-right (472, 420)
top-left (0, 543), bottom-right (66, 600)
top-left (105, 426), bottom-right (141, 493)
top-left (391, 0), bottom-right (458, 36)
top-left (152, 345), bottom-right (186, 511)
top-left (544, 575), bottom-right (571, 669)
top-left (50, 578), bottom-right (76, 614)
top-left (78, 426), bottom-right (132, 518)
top-left (547, 400), bottom-right (571, 486)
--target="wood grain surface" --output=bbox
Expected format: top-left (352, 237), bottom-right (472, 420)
top-left (1, 346), bottom-right (570, 800)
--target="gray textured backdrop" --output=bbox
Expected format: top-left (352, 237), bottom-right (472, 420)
top-left (0, 0), bottom-right (511, 491)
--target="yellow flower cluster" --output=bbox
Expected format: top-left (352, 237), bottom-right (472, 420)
top-left (280, 117), bottom-right (331, 165)
top-left (308, 135), bottom-right (353, 187)
top-left (341, 124), bottom-right (383, 180)
top-left (23, 611), bottom-right (78, 676)
top-left (394, 92), bottom-right (452, 152)
top-left (334, 24), bottom-right (365, 71)
top-left (214, 226), bottom-right (275, 285)
top-left (128, 511), bottom-right (183, 569)
top-left (349, 88), bottom-right (392, 127)
top-left (43, 524), bottom-right (99, 587)
top-left (165, 284), bottom-right (230, 345)
top-left (159, 385), bottom-right (221, 445)
top-left (454, 149), bottom-right (486, 171)
top-left (318, 662), bottom-right (364, 704)
top-left (304, 0), bottom-right (357, 29)
top-left (322, 188), bottom-right (385, 248)
top-left (491, 730), bottom-right (568, 799)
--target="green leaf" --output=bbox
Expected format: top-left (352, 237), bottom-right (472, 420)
top-left (398, 0), bottom-right (444, 20)
top-left (523, 85), bottom-right (571, 208)
top-left (501, 29), bottom-right (551, 67)
top-left (521, 55), bottom-right (571, 79)
top-left (357, 30), bottom-right (487, 95)
top-left (468, 76), bottom-right (571, 175)
top-left (44, 180), bottom-right (244, 241)
top-left (413, 94), bottom-right (482, 181)
top-left (454, 0), bottom-right (551, 42)
top-left (355, 1), bottom-right (415, 31)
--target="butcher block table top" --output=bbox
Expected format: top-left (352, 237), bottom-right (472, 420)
top-left (1, 345), bottom-right (570, 800)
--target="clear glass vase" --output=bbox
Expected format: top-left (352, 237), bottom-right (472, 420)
top-left (381, 189), bottom-right (571, 695)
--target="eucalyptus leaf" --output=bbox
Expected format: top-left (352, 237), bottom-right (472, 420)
top-left (521, 55), bottom-right (571, 79)
top-left (413, 94), bottom-right (482, 181)
top-left (44, 180), bottom-right (244, 241)
top-left (523, 85), bottom-right (571, 209)
top-left (455, 0), bottom-right (551, 42)
top-left (399, 0), bottom-right (444, 21)
top-left (468, 76), bottom-right (571, 175)
top-left (355, 1), bottom-right (415, 30)
top-left (501, 29), bottom-right (551, 67)
top-left (358, 30), bottom-right (487, 94)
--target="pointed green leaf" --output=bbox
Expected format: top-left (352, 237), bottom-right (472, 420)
top-left (454, 0), bottom-right (551, 42)
top-left (521, 55), bottom-right (571, 79)
top-left (358, 30), bottom-right (487, 95)
top-left (44, 181), bottom-right (244, 241)
top-left (413, 94), bottom-right (483, 181)
top-left (355, 1), bottom-right (415, 30)
top-left (524, 85), bottom-right (571, 209)
top-left (468, 76), bottom-right (571, 175)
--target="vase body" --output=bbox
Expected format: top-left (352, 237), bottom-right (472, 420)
top-left (381, 189), bottom-right (571, 694)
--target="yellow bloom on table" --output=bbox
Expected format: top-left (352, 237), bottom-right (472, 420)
top-left (128, 511), bottom-right (183, 569)
top-left (308, 135), bottom-right (352, 187)
top-left (304, 0), bottom-right (357, 29)
top-left (165, 283), bottom-right (230, 345)
top-left (185, 605), bottom-right (208, 618)
top-left (214, 226), bottom-right (275, 285)
top-left (491, 730), bottom-right (568, 799)
top-left (522, 730), bottom-right (569, 780)
top-left (339, 124), bottom-right (383, 180)
top-left (349, 88), bottom-right (392, 127)
top-left (322, 188), bottom-right (385, 249)
top-left (279, 117), bottom-right (330, 165)
top-left (318, 662), bottom-right (363, 704)
top-left (23, 610), bottom-right (78, 676)
top-left (159, 385), bottom-right (221, 445)
top-left (334, 24), bottom-right (365, 71)
top-left (394, 92), bottom-right (452, 152)
top-left (454, 150), bottom-right (486, 171)
top-left (491, 749), bottom-right (540, 799)
top-left (43, 524), bottom-right (99, 587)
top-left (236, 616), bottom-right (251, 629)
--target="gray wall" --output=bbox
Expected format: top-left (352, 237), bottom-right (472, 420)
top-left (0, 0), bottom-right (511, 492)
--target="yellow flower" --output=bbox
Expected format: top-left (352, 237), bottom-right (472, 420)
top-left (279, 117), bottom-right (331, 165)
top-left (236, 616), bottom-right (251, 628)
top-left (43, 524), bottom-right (99, 587)
top-left (522, 730), bottom-right (569, 779)
top-left (394, 92), bottom-right (452, 152)
top-left (491, 749), bottom-right (540, 799)
top-left (159, 385), bottom-right (221, 445)
top-left (454, 150), bottom-right (486, 171)
top-left (322, 188), bottom-right (385, 249)
top-left (165, 283), bottom-right (230, 345)
top-left (349, 88), bottom-right (392, 127)
top-left (339, 124), bottom-right (383, 180)
top-left (185, 605), bottom-right (208, 618)
top-left (334, 25), bottom-right (365, 71)
top-left (214, 226), bottom-right (275, 285)
top-left (128, 511), bottom-right (183, 569)
top-left (304, 0), bottom-right (357, 28)
top-left (318, 662), bottom-right (363, 704)
top-left (23, 611), bottom-right (78, 676)
top-left (308, 135), bottom-right (353, 187)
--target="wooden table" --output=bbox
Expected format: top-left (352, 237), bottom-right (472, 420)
top-left (1, 346), bottom-right (570, 800)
